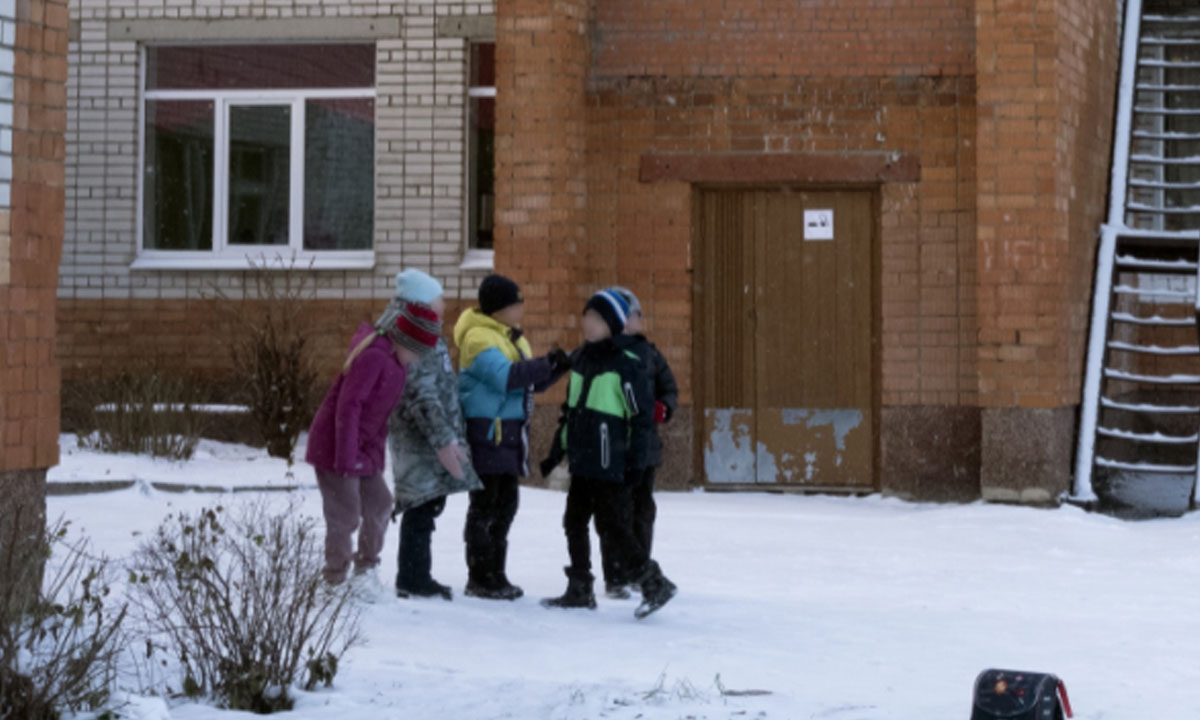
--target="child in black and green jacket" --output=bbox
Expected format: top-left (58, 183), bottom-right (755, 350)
top-left (539, 289), bottom-right (677, 620)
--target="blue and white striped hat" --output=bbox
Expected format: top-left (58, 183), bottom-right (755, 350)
top-left (584, 288), bottom-right (631, 337)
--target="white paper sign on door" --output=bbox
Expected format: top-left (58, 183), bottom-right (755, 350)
top-left (804, 209), bottom-right (834, 241)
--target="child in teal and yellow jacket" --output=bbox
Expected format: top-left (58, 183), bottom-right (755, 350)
top-left (453, 274), bottom-right (570, 600)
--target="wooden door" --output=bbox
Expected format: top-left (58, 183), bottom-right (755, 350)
top-left (695, 188), bottom-right (876, 490)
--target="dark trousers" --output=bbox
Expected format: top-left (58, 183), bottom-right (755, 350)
top-left (600, 467), bottom-right (657, 585)
top-left (396, 496), bottom-right (447, 589)
top-left (463, 473), bottom-right (520, 585)
top-left (564, 476), bottom-right (647, 584)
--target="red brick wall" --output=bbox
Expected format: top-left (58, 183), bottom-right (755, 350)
top-left (0, 0), bottom-right (68, 473)
top-left (493, 0), bottom-right (592, 401)
top-left (593, 0), bottom-right (975, 78)
top-left (584, 76), bottom-right (978, 408)
top-left (975, 0), bottom-right (1119, 409)
top-left (57, 297), bottom-right (475, 385)
top-left (1060, 0), bottom-right (1120, 405)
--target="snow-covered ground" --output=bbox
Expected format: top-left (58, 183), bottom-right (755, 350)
top-left (46, 437), bottom-right (1200, 720)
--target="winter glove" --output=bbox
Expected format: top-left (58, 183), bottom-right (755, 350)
top-left (436, 441), bottom-right (468, 480)
top-left (655, 401), bottom-right (671, 424)
top-left (547, 348), bottom-right (572, 375)
top-left (539, 456), bottom-right (560, 479)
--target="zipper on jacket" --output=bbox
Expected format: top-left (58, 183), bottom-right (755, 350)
top-left (623, 381), bottom-right (639, 415)
top-left (600, 422), bottom-right (610, 469)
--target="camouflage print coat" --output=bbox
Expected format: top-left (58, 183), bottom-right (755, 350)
top-left (388, 339), bottom-right (483, 513)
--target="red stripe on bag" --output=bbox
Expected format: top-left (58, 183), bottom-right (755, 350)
top-left (1057, 680), bottom-right (1073, 719)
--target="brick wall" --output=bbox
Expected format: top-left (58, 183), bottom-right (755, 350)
top-left (0, 0), bottom-right (68, 554)
top-left (592, 0), bottom-right (974, 78)
top-left (58, 295), bottom-right (473, 384)
top-left (974, 0), bottom-right (1119, 409)
top-left (580, 75), bottom-right (977, 410)
top-left (974, 0), bottom-right (1120, 501)
top-left (60, 0), bottom-right (496, 377)
top-left (492, 0), bottom-right (590, 385)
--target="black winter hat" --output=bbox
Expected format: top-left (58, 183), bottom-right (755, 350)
top-left (479, 274), bottom-right (523, 316)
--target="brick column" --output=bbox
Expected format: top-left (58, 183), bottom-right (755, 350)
top-left (0, 0), bottom-right (68, 557)
top-left (493, 0), bottom-right (591, 355)
top-left (493, 0), bottom-right (591, 474)
top-left (974, 0), bottom-right (1118, 502)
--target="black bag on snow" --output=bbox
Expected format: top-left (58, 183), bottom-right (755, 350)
top-left (970, 669), bottom-right (1073, 720)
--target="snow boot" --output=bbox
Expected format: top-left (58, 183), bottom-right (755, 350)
top-left (396, 578), bottom-right (453, 601)
top-left (493, 540), bottom-right (524, 599)
top-left (540, 568), bottom-right (597, 610)
top-left (605, 581), bottom-right (632, 600)
top-left (634, 561), bottom-right (676, 620)
top-left (464, 575), bottom-right (522, 601)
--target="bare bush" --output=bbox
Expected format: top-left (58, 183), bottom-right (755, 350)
top-left (212, 255), bottom-right (321, 461)
top-left (0, 514), bottom-right (127, 720)
top-left (67, 370), bottom-right (207, 461)
top-left (128, 501), bottom-right (360, 713)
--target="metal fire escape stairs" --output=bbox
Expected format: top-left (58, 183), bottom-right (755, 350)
top-left (1075, 0), bottom-right (1200, 508)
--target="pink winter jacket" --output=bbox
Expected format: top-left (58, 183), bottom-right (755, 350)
top-left (305, 323), bottom-right (408, 477)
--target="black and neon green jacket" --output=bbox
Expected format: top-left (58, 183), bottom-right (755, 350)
top-left (543, 335), bottom-right (654, 483)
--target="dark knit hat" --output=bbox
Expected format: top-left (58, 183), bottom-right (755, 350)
top-left (584, 289), bottom-right (631, 338)
top-left (479, 274), bottom-right (523, 316)
top-left (383, 301), bottom-right (441, 356)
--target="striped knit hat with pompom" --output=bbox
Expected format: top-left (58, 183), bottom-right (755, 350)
top-left (376, 299), bottom-right (441, 356)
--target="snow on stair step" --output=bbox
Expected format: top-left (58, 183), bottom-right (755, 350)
top-left (1104, 368), bottom-right (1200, 384)
top-left (1141, 14), bottom-right (1200, 23)
top-left (1136, 84), bottom-right (1200, 92)
top-left (1096, 456), bottom-right (1197, 473)
top-left (1114, 255), bottom-right (1199, 270)
top-left (1127, 203), bottom-right (1200, 215)
top-left (1129, 178), bottom-right (1200, 190)
top-left (1137, 36), bottom-right (1200, 45)
top-left (1131, 153), bottom-right (1200, 164)
top-left (1132, 129), bottom-right (1200, 140)
top-left (1111, 284), bottom-right (1194, 298)
top-left (1102, 396), bottom-right (1200, 413)
top-left (1133, 106), bottom-right (1200, 115)
top-left (1110, 311), bottom-right (1194, 325)
top-left (1096, 426), bottom-right (1199, 444)
top-left (1107, 340), bottom-right (1200, 355)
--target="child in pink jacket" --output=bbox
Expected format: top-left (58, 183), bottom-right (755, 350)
top-left (306, 301), bottom-right (441, 585)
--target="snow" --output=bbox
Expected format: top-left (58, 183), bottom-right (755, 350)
top-left (49, 434), bottom-right (316, 490)
top-left (47, 439), bottom-right (1200, 720)
top-left (94, 404), bottom-right (250, 414)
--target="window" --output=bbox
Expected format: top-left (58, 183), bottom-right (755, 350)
top-left (138, 44), bottom-right (376, 269)
top-left (467, 42), bottom-right (495, 258)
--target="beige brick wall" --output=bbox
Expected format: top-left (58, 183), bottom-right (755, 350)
top-left (62, 0), bottom-right (494, 304)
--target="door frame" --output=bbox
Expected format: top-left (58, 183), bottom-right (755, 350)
top-left (691, 183), bottom-right (883, 493)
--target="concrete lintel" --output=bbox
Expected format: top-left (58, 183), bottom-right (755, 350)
top-left (107, 16), bottom-right (402, 43)
top-left (436, 15), bottom-right (495, 40)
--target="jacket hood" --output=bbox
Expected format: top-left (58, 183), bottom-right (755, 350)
top-left (454, 307), bottom-right (513, 347)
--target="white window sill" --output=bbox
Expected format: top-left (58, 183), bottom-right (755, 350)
top-left (459, 249), bottom-right (495, 271)
top-left (131, 252), bottom-right (377, 271)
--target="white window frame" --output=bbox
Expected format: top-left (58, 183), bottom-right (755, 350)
top-left (462, 42), bottom-right (496, 271)
top-left (134, 46), bottom-right (377, 271)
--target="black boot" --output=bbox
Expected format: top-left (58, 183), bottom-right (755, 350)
top-left (540, 568), bottom-right (597, 610)
top-left (396, 578), bottom-right (453, 601)
top-left (605, 581), bottom-right (632, 600)
top-left (491, 539), bottom-right (524, 600)
top-left (634, 561), bottom-right (676, 620)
